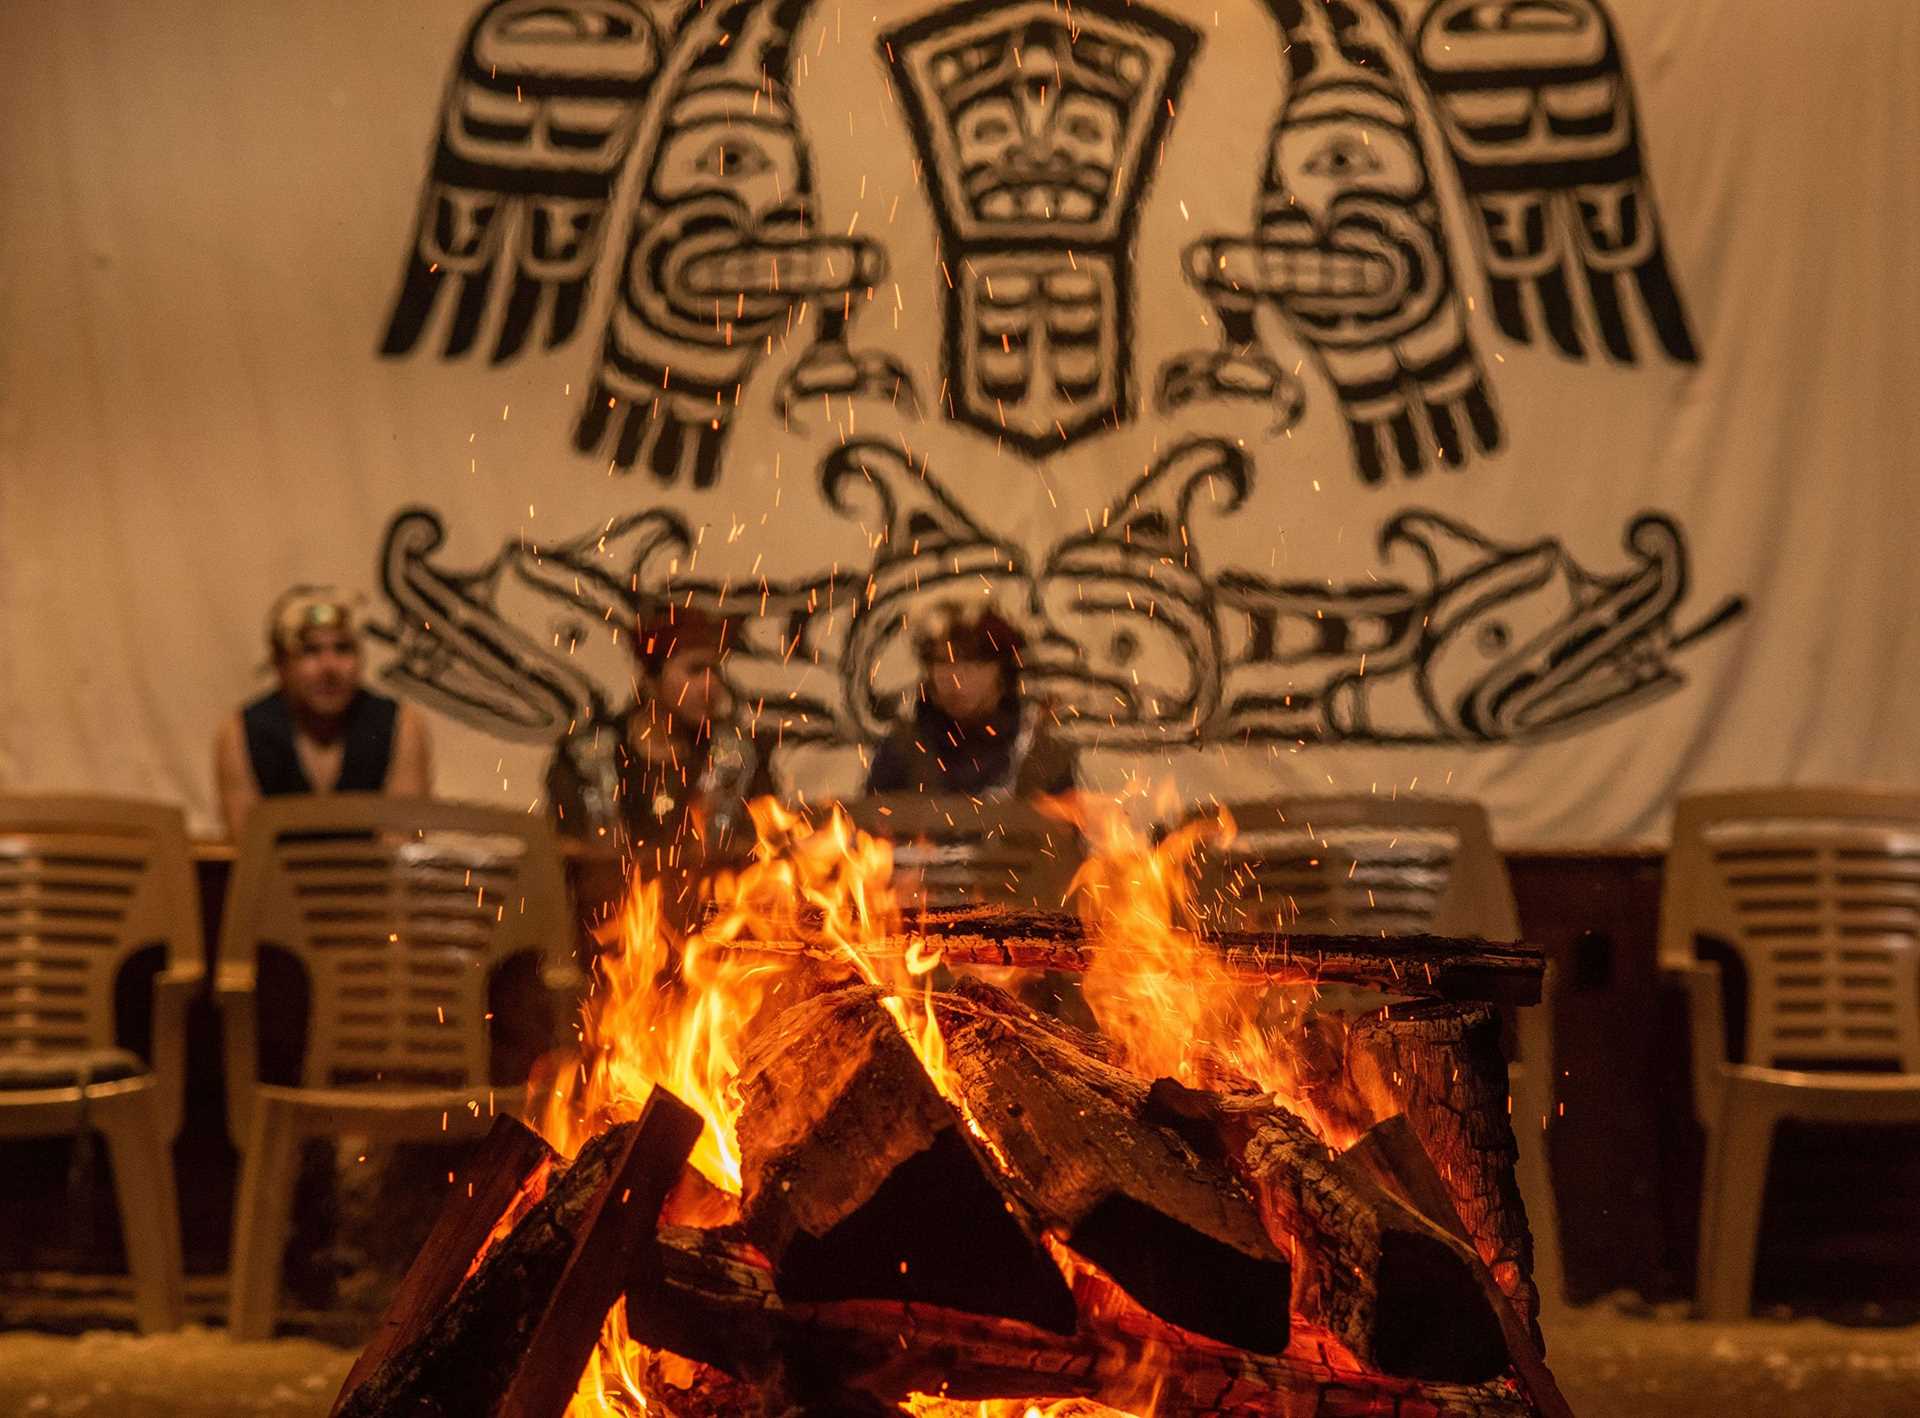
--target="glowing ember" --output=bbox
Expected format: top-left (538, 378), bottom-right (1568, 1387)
top-left (900, 1399), bottom-right (1155, 1417)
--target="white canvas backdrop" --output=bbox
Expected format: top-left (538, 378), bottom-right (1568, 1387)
top-left (2, 0), bottom-right (1916, 844)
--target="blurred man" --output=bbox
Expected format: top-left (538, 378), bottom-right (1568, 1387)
top-left (866, 601), bottom-right (1077, 797)
top-left (546, 605), bottom-right (775, 891)
top-left (214, 587), bottom-right (433, 836)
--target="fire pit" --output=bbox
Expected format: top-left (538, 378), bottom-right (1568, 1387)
top-left (328, 806), bottom-right (1566, 1417)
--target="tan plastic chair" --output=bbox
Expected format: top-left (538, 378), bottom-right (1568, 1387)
top-left (0, 795), bottom-right (201, 1332)
top-left (843, 793), bottom-right (1085, 911)
top-left (216, 795), bottom-right (579, 1339)
top-left (1662, 787), bottom-right (1920, 1319)
top-left (1185, 795), bottom-right (1563, 1311)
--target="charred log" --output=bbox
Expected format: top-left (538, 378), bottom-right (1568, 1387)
top-left (336, 1092), bottom-right (701, 1418)
top-left (1341, 1004), bottom-right (1540, 1334)
top-left (933, 979), bottom-right (1292, 1355)
top-left (629, 1226), bottom-right (1537, 1418)
top-left (1142, 1077), bottom-right (1507, 1384)
top-left (713, 905), bottom-right (1544, 1005)
top-left (736, 985), bottom-right (1076, 1334)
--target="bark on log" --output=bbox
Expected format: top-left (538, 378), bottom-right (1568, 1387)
top-left (736, 984), bottom-right (1077, 1333)
top-left (1142, 1078), bottom-right (1507, 1384)
top-left (932, 978), bottom-right (1293, 1355)
top-left (332, 1116), bottom-right (557, 1416)
top-left (1341, 1004), bottom-right (1540, 1335)
top-left (336, 1096), bottom-right (698, 1418)
top-left (711, 904), bottom-right (1544, 1005)
top-left (630, 1226), bottom-right (1537, 1418)
top-left (1342, 1118), bottom-right (1574, 1418)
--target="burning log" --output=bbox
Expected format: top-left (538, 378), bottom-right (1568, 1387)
top-left (716, 904), bottom-right (1544, 1005)
top-left (331, 1116), bottom-right (558, 1415)
top-left (1140, 1078), bottom-right (1506, 1384)
top-left (335, 1092), bottom-right (702, 1418)
top-left (1342, 1004), bottom-right (1541, 1334)
top-left (628, 1225), bottom-right (1537, 1418)
top-left (735, 985), bottom-right (1078, 1334)
top-left (933, 979), bottom-right (1294, 1355)
top-left (1342, 1117), bottom-right (1576, 1418)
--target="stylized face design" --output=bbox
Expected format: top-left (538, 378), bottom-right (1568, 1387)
top-left (1420, 542), bottom-right (1683, 740)
top-left (1267, 114), bottom-right (1424, 233)
top-left (651, 88), bottom-right (806, 228)
top-left (277, 627), bottom-right (362, 720)
top-left (956, 84), bottom-right (1122, 222)
top-left (1257, 90), bottom-right (1446, 344)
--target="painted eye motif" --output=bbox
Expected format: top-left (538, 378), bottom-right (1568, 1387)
top-left (968, 114), bottom-right (1014, 143)
top-left (695, 138), bottom-right (771, 178)
top-left (1304, 137), bottom-right (1381, 179)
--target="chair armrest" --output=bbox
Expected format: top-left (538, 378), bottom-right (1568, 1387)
top-left (1670, 959), bottom-right (1729, 1129)
top-left (151, 964), bottom-right (204, 1141)
top-left (214, 963), bottom-right (261, 1149)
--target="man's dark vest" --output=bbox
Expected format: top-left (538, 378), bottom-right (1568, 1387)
top-left (241, 689), bottom-right (398, 796)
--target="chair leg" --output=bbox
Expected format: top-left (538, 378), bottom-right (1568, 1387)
top-left (1696, 1089), bottom-right (1778, 1321)
top-left (1511, 1069), bottom-right (1565, 1318)
top-left (227, 1097), bottom-right (304, 1341)
top-left (99, 1108), bottom-right (186, 1334)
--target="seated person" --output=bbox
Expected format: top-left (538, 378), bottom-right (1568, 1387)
top-left (214, 586), bottom-right (433, 837)
top-left (545, 605), bottom-right (776, 896)
top-left (866, 601), bottom-right (1077, 798)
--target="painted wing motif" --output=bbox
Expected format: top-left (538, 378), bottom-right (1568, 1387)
top-left (1410, 0), bottom-right (1699, 361)
top-left (380, 0), bottom-right (661, 363)
top-left (573, 0), bottom-right (908, 487)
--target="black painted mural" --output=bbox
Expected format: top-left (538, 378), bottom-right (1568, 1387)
top-left (374, 0), bottom-right (1736, 760)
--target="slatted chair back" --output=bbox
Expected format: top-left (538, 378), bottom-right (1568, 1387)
top-left (842, 794), bottom-right (1084, 911)
top-left (1664, 789), bottom-right (1920, 1072)
top-left (218, 796), bottom-right (571, 1091)
top-left (0, 795), bottom-right (200, 1067)
top-left (1187, 796), bottom-right (1519, 940)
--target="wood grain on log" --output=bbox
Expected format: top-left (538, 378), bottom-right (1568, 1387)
top-left (736, 985), bottom-right (1077, 1333)
top-left (1142, 1079), bottom-right (1507, 1384)
top-left (1343, 1005), bottom-right (1541, 1335)
top-left (1342, 1118), bottom-right (1574, 1418)
top-left (933, 979), bottom-right (1293, 1355)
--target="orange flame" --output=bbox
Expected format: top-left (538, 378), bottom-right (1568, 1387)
top-left (542, 799), bottom-right (953, 1416)
top-left (542, 788), bottom-right (1374, 1416)
top-left (1054, 793), bottom-right (1359, 1145)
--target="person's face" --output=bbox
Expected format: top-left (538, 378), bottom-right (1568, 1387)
top-left (929, 657), bottom-right (1005, 724)
top-left (656, 646), bottom-right (731, 725)
top-left (275, 627), bottom-right (361, 719)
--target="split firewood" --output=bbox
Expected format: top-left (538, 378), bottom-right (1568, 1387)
top-left (337, 1091), bottom-right (701, 1418)
top-left (932, 978), bottom-right (1294, 1354)
top-left (1343, 1003), bottom-right (1541, 1334)
top-left (331, 1116), bottom-right (557, 1417)
top-left (1141, 1077), bottom-right (1507, 1384)
top-left (735, 984), bottom-right (1076, 1333)
top-left (1343, 1117), bottom-right (1576, 1418)
top-left (626, 1225), bottom-right (1536, 1418)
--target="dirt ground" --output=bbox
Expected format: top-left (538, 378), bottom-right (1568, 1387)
top-left (3, 1288), bottom-right (1919, 1417)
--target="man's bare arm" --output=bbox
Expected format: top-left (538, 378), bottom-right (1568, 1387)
top-left (214, 715), bottom-right (259, 840)
top-left (387, 702), bottom-right (435, 798)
